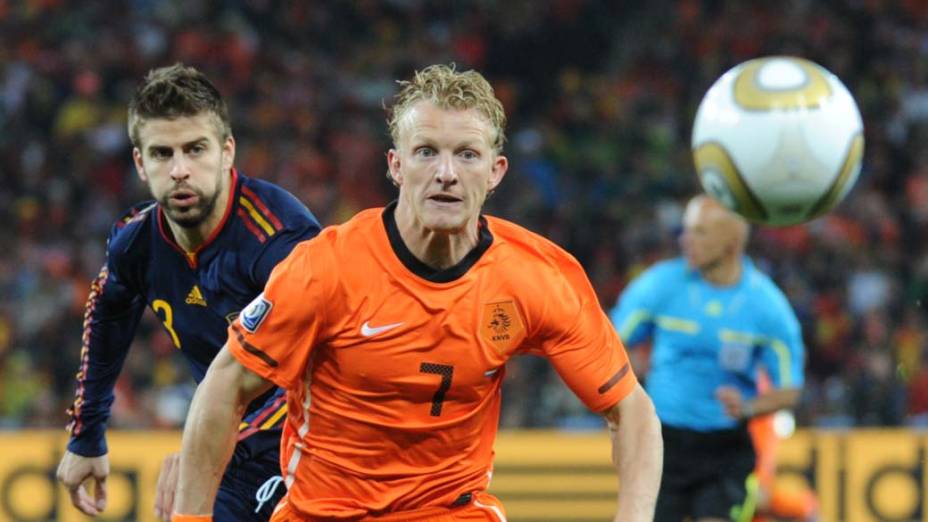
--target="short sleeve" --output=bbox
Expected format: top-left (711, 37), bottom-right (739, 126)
top-left (609, 265), bottom-right (662, 347)
top-left (228, 241), bottom-right (333, 390)
top-left (758, 288), bottom-right (805, 389)
top-left (535, 255), bottom-right (638, 413)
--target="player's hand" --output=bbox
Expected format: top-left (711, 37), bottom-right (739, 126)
top-left (56, 450), bottom-right (109, 516)
top-left (715, 385), bottom-right (747, 419)
top-left (155, 452), bottom-right (181, 521)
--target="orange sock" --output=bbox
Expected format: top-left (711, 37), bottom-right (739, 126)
top-left (769, 485), bottom-right (818, 519)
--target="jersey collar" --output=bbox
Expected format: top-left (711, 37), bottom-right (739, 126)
top-left (381, 200), bottom-right (493, 283)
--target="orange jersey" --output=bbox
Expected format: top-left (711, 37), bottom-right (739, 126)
top-left (228, 204), bottom-right (636, 519)
top-left (271, 491), bottom-right (507, 522)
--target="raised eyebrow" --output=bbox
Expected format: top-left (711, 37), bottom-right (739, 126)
top-left (455, 141), bottom-right (487, 154)
top-left (182, 137), bottom-right (210, 149)
top-left (409, 135), bottom-right (436, 147)
top-left (409, 136), bottom-right (486, 151)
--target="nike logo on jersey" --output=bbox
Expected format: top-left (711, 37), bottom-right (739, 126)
top-left (185, 285), bottom-right (207, 306)
top-left (361, 321), bottom-right (404, 337)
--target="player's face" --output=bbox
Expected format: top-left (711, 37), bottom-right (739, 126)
top-left (387, 101), bottom-right (507, 233)
top-left (679, 200), bottom-right (731, 272)
top-left (132, 112), bottom-right (235, 228)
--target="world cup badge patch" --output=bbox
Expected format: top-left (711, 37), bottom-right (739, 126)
top-left (481, 301), bottom-right (525, 353)
top-left (241, 294), bottom-right (273, 333)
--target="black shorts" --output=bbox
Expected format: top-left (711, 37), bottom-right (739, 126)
top-left (214, 429), bottom-right (287, 522)
top-left (655, 424), bottom-right (756, 522)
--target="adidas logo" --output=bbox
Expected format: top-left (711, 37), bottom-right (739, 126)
top-left (185, 285), bottom-right (207, 306)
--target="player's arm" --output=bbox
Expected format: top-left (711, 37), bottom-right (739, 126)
top-left (57, 256), bottom-right (146, 516)
top-left (537, 254), bottom-right (662, 521)
top-left (174, 238), bottom-right (327, 519)
top-left (174, 238), bottom-right (323, 519)
top-left (602, 384), bottom-right (662, 522)
top-left (173, 345), bottom-right (273, 519)
top-left (717, 386), bottom-right (801, 419)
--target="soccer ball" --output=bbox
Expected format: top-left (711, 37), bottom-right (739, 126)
top-left (691, 56), bottom-right (864, 226)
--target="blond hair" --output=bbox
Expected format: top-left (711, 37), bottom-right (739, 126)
top-left (387, 64), bottom-right (507, 153)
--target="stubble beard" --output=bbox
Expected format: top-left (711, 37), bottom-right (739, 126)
top-left (160, 175), bottom-right (223, 229)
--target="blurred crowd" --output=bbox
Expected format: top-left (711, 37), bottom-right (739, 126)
top-left (1, 0), bottom-right (927, 431)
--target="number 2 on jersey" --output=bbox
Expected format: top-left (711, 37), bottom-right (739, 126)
top-left (152, 299), bottom-right (182, 349)
top-left (420, 362), bottom-right (454, 416)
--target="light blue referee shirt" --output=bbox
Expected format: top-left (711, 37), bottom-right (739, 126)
top-left (609, 257), bottom-right (804, 431)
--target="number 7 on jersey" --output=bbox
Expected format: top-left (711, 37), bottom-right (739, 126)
top-left (419, 362), bottom-right (454, 416)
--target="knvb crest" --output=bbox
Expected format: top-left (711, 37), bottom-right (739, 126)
top-left (481, 300), bottom-right (525, 352)
top-left (489, 306), bottom-right (511, 335)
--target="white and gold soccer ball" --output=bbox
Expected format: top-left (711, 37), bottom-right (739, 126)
top-left (691, 56), bottom-right (864, 226)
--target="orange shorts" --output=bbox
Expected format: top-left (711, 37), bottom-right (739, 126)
top-left (270, 492), bottom-right (507, 522)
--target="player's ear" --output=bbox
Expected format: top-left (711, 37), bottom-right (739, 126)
top-left (387, 149), bottom-right (402, 186)
top-left (221, 135), bottom-right (236, 172)
top-left (488, 154), bottom-right (508, 192)
top-left (724, 233), bottom-right (743, 258)
top-left (132, 147), bottom-right (148, 182)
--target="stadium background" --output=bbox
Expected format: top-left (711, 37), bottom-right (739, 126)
top-left (1, 0), bottom-right (927, 520)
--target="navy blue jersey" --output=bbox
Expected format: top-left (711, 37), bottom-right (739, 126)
top-left (67, 170), bottom-right (321, 456)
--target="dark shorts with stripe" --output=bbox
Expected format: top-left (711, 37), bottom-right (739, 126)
top-left (655, 423), bottom-right (755, 522)
top-left (214, 428), bottom-right (286, 522)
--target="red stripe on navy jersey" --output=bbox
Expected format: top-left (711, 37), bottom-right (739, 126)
top-left (237, 395), bottom-right (286, 440)
top-left (240, 185), bottom-right (284, 231)
top-left (157, 208), bottom-right (197, 269)
top-left (156, 170), bottom-right (239, 269)
top-left (238, 208), bottom-right (267, 243)
top-left (67, 264), bottom-right (109, 436)
top-left (116, 207), bottom-right (145, 229)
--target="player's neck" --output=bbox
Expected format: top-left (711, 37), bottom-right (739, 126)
top-left (394, 207), bottom-right (480, 270)
top-left (166, 217), bottom-right (214, 253)
top-left (701, 256), bottom-right (742, 286)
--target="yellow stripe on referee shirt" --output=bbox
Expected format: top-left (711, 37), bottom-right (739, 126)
top-left (769, 338), bottom-right (793, 387)
top-left (655, 315), bottom-right (700, 334)
top-left (239, 196), bottom-right (276, 236)
top-left (618, 310), bottom-right (651, 340)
